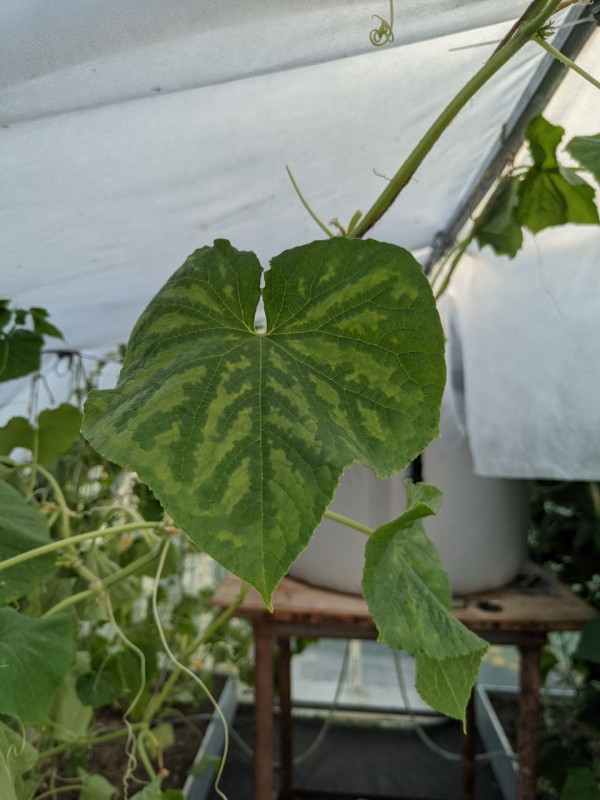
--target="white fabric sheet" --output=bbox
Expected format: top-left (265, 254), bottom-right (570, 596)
top-left (447, 37), bottom-right (600, 479)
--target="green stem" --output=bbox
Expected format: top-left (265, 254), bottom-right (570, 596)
top-left (0, 521), bottom-right (163, 572)
top-left (588, 483), bottom-right (600, 517)
top-left (433, 231), bottom-right (475, 300)
top-left (142, 582), bottom-right (250, 726)
top-left (286, 166), bottom-right (335, 238)
top-left (535, 36), bottom-right (600, 91)
top-left (350, 0), bottom-right (561, 239)
top-left (136, 732), bottom-right (157, 781)
top-left (42, 543), bottom-right (162, 618)
top-left (324, 509), bottom-right (373, 536)
top-left (35, 787), bottom-right (86, 800)
top-left (38, 722), bottom-right (148, 761)
top-left (34, 463), bottom-right (72, 539)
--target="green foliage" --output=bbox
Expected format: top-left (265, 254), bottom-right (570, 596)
top-left (79, 770), bottom-right (117, 800)
top-left (561, 767), bottom-right (600, 800)
top-left (0, 722), bottom-right (38, 800)
top-left (0, 404), bottom-right (82, 464)
top-left (475, 177), bottom-right (523, 257)
top-left (567, 134), bottom-right (600, 184)
top-left (0, 300), bottom-right (63, 383)
top-left (473, 116), bottom-right (599, 260)
top-left (575, 618), bottom-right (600, 665)
top-left (83, 238), bottom-right (445, 604)
top-left (0, 480), bottom-right (55, 603)
top-left (0, 609), bottom-right (73, 725)
top-left (362, 481), bottom-right (487, 722)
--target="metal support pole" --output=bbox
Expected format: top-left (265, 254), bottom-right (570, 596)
top-left (254, 621), bottom-right (275, 800)
top-left (278, 637), bottom-right (294, 799)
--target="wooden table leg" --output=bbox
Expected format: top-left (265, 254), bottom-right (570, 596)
top-left (462, 689), bottom-right (476, 800)
top-left (254, 621), bottom-right (275, 800)
top-left (278, 638), bottom-right (293, 800)
top-left (516, 642), bottom-right (543, 800)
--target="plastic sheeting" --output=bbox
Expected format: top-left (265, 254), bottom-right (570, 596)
top-left (1, 2), bottom-right (600, 479)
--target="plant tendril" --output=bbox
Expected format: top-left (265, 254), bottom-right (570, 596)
top-left (370, 0), bottom-right (395, 47)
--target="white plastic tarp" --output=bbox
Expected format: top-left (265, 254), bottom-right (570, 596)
top-left (1, 1), bottom-right (599, 479)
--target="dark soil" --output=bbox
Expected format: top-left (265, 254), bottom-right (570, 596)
top-left (36, 676), bottom-right (226, 799)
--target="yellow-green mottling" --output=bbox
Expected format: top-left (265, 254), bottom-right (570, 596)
top-left (82, 238), bottom-right (445, 604)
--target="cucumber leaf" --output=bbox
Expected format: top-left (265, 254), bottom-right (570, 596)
top-left (362, 481), bottom-right (487, 723)
top-left (567, 133), bottom-right (600, 184)
top-left (0, 480), bottom-right (55, 604)
top-left (0, 609), bottom-right (73, 724)
top-left (83, 238), bottom-right (445, 604)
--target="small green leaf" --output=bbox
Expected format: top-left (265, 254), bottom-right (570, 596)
top-left (130, 777), bottom-right (162, 800)
top-left (50, 670), bottom-right (93, 742)
top-left (0, 405), bottom-right (82, 464)
top-left (76, 654), bottom-right (128, 708)
top-left (83, 238), bottom-right (445, 604)
top-left (362, 481), bottom-right (487, 723)
top-left (0, 608), bottom-right (73, 725)
top-left (29, 307), bottom-right (64, 340)
top-left (574, 617), bottom-right (600, 664)
top-left (0, 480), bottom-right (55, 604)
top-left (79, 771), bottom-right (116, 800)
top-left (517, 116), bottom-right (599, 233)
top-left (560, 767), bottom-right (600, 800)
top-left (517, 167), bottom-right (598, 233)
top-left (0, 722), bottom-right (38, 800)
top-left (526, 115), bottom-right (564, 169)
top-left (0, 417), bottom-right (35, 458)
top-left (0, 329), bottom-right (43, 383)
top-left (475, 177), bottom-right (523, 257)
top-left (146, 723), bottom-right (175, 759)
top-left (37, 404), bottom-right (83, 463)
top-left (567, 134), bottom-right (600, 184)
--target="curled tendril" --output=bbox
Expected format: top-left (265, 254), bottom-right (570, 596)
top-left (369, 0), bottom-right (394, 47)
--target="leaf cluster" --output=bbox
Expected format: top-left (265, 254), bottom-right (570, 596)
top-left (475, 116), bottom-right (600, 258)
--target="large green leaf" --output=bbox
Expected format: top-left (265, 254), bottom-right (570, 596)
top-left (362, 481), bottom-right (487, 723)
top-left (83, 238), bottom-right (445, 603)
top-left (518, 116), bottom-right (599, 233)
top-left (0, 404), bottom-right (82, 464)
top-left (0, 608), bottom-right (73, 724)
top-left (567, 134), bottom-right (600, 184)
top-left (475, 177), bottom-right (523, 258)
top-left (0, 480), bottom-right (55, 604)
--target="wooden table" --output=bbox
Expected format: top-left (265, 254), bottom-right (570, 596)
top-left (213, 571), bottom-right (596, 800)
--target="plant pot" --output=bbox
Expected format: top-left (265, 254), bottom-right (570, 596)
top-left (288, 433), bottom-right (529, 596)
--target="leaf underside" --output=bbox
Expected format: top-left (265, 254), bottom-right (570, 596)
top-left (83, 238), bottom-right (445, 603)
